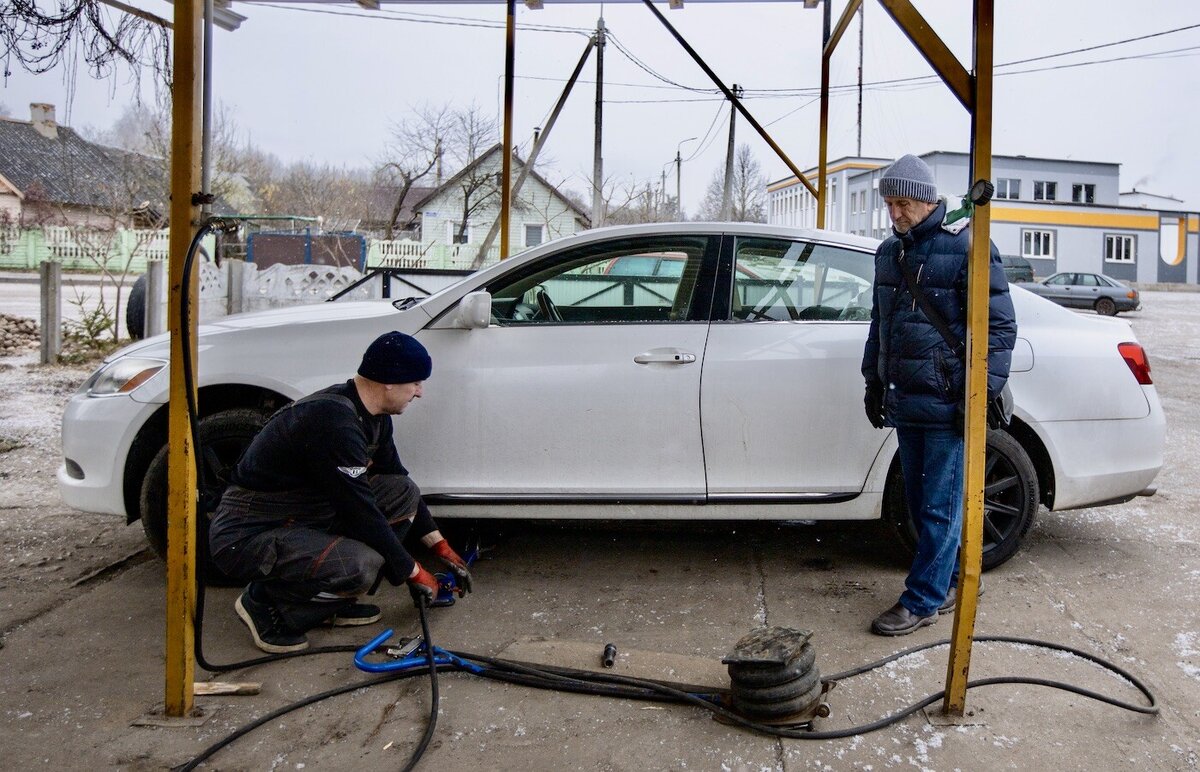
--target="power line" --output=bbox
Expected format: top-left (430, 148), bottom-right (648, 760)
top-left (255, 3), bottom-right (591, 35)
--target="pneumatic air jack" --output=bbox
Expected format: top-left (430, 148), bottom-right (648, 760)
top-left (720, 626), bottom-right (833, 729)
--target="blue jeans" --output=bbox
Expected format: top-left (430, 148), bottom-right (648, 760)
top-left (896, 427), bottom-right (964, 617)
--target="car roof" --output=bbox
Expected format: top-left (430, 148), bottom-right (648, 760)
top-left (530, 221), bottom-right (883, 254)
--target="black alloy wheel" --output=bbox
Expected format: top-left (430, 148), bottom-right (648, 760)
top-left (886, 429), bottom-right (1039, 571)
top-left (140, 408), bottom-right (270, 584)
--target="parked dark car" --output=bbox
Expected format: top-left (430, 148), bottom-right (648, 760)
top-left (1017, 271), bottom-right (1140, 315)
top-left (1001, 255), bottom-right (1034, 283)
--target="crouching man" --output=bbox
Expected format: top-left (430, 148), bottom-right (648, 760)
top-left (209, 331), bottom-right (472, 653)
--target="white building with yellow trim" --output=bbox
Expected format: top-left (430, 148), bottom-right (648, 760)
top-left (767, 152), bottom-right (1198, 285)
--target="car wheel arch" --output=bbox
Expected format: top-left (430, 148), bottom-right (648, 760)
top-left (883, 423), bottom-right (1048, 571)
top-left (121, 384), bottom-right (291, 523)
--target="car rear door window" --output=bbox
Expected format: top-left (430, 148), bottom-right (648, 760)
top-left (729, 237), bottom-right (875, 322)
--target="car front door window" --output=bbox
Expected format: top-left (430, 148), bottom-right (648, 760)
top-left (488, 237), bottom-right (710, 325)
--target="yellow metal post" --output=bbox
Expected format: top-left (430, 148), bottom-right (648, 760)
top-left (499, 0), bottom-right (515, 259)
top-left (165, 0), bottom-right (203, 717)
top-left (817, 34), bottom-right (829, 228)
top-left (944, 0), bottom-right (993, 714)
top-left (819, 0), bottom-right (863, 229)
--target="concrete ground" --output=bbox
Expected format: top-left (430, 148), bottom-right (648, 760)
top-left (1, 292), bottom-right (1198, 771)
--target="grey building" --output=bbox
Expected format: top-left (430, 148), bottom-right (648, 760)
top-left (768, 151), bottom-right (1198, 285)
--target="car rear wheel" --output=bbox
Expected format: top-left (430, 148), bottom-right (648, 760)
top-left (1095, 297), bottom-right (1118, 316)
top-left (140, 408), bottom-right (270, 585)
top-left (885, 430), bottom-right (1039, 571)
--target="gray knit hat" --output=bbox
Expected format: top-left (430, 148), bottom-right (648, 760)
top-left (878, 154), bottom-right (938, 203)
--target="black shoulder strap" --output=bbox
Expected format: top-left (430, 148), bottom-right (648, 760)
top-left (896, 247), bottom-right (966, 359)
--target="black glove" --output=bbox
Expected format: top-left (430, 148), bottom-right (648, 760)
top-left (407, 563), bottom-right (438, 607)
top-left (864, 382), bottom-right (885, 429)
top-left (987, 393), bottom-right (1008, 430)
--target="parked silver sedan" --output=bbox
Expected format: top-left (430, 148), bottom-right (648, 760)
top-left (1018, 272), bottom-right (1140, 315)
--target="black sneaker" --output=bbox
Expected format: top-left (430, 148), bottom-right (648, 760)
top-left (235, 589), bottom-right (309, 653)
top-left (325, 602), bottom-right (382, 627)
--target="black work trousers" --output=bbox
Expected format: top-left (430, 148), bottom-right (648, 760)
top-left (209, 474), bottom-right (421, 633)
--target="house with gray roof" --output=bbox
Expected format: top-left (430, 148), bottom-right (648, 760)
top-left (0, 103), bottom-right (167, 229)
top-left (405, 143), bottom-right (590, 266)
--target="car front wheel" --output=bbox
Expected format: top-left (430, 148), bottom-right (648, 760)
top-left (139, 408), bottom-right (270, 584)
top-left (885, 429), bottom-right (1039, 571)
top-left (1095, 297), bottom-right (1118, 316)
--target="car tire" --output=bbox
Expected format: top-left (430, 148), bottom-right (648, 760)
top-left (1095, 297), bottom-right (1117, 316)
top-left (885, 430), bottom-right (1039, 571)
top-left (126, 274), bottom-right (147, 340)
top-left (140, 408), bottom-right (270, 585)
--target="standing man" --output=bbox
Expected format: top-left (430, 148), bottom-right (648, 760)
top-left (862, 154), bottom-right (1016, 636)
top-left (209, 331), bottom-right (473, 653)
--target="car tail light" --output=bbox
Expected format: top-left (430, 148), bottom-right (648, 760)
top-left (1118, 342), bottom-right (1152, 385)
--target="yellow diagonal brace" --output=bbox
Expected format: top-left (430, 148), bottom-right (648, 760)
top-left (878, 0), bottom-right (973, 111)
top-left (944, 0), bottom-right (994, 715)
top-left (825, 0), bottom-right (863, 57)
top-left (165, 0), bottom-right (203, 718)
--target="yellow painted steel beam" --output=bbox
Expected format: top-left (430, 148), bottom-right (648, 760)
top-left (825, 0), bottom-right (863, 58)
top-left (944, 0), bottom-right (993, 715)
top-left (500, 0), bottom-right (515, 259)
top-left (878, 0), bottom-right (973, 111)
top-left (815, 0), bottom-right (833, 228)
top-left (165, 0), bottom-right (203, 718)
top-left (640, 0), bottom-right (817, 200)
top-left (817, 44), bottom-right (829, 228)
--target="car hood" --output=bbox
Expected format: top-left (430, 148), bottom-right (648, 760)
top-left (109, 300), bottom-right (428, 361)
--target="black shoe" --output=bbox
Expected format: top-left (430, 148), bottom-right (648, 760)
top-left (871, 602), bottom-right (936, 636)
top-left (938, 578), bottom-right (986, 615)
top-left (235, 589), bottom-right (309, 653)
top-left (324, 602), bottom-right (382, 627)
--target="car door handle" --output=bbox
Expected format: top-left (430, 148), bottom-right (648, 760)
top-left (634, 348), bottom-right (697, 365)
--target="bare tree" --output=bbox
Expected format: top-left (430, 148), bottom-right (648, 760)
top-left (88, 100), bottom-right (246, 212)
top-left (697, 144), bottom-right (768, 223)
top-left (444, 105), bottom-right (499, 245)
top-left (602, 176), bottom-right (679, 225)
top-left (375, 105), bottom-right (451, 239)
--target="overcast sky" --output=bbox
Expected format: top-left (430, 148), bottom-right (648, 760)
top-left (3, 0), bottom-right (1199, 214)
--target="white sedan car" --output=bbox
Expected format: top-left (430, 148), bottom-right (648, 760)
top-left (59, 223), bottom-right (1164, 570)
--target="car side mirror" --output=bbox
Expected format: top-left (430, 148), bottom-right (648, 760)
top-left (451, 291), bottom-right (492, 329)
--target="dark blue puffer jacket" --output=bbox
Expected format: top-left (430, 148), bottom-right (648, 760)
top-left (861, 200), bottom-right (1017, 428)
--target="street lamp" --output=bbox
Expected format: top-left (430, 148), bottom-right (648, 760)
top-left (675, 136), bottom-right (697, 220)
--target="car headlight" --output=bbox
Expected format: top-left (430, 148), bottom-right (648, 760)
top-left (79, 357), bottom-right (167, 396)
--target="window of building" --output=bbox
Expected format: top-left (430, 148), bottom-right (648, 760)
top-left (1105, 234), bottom-right (1135, 264)
top-left (996, 178), bottom-right (1020, 199)
top-left (1022, 229), bottom-right (1055, 258)
top-left (1072, 183), bottom-right (1096, 204)
top-left (1033, 181), bottom-right (1057, 201)
top-left (447, 221), bottom-right (471, 245)
top-left (524, 223), bottom-right (544, 248)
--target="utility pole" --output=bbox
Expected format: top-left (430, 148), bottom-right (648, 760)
top-left (674, 136), bottom-right (696, 220)
top-left (720, 84), bottom-right (742, 220)
top-left (592, 16), bottom-right (606, 228)
top-left (857, 2), bottom-right (864, 156)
